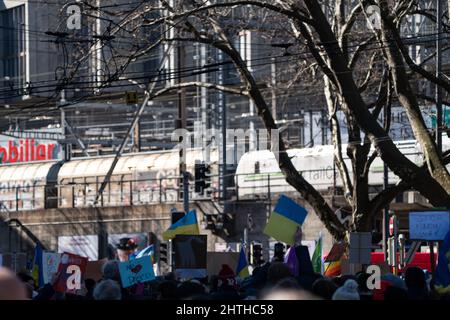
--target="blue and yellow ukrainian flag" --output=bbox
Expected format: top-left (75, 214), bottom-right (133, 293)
top-left (162, 209), bottom-right (200, 241)
top-left (236, 247), bottom-right (250, 279)
top-left (263, 195), bottom-right (308, 245)
top-left (435, 229), bottom-right (450, 294)
top-left (31, 244), bottom-right (44, 288)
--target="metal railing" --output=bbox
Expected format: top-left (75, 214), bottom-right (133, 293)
top-left (0, 168), bottom-right (341, 212)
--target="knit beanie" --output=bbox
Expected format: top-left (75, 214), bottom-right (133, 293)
top-left (332, 279), bottom-right (360, 300)
top-left (218, 264), bottom-right (237, 289)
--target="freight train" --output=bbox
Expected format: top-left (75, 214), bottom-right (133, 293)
top-left (0, 136), bottom-right (449, 211)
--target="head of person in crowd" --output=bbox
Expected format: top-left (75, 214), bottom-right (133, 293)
top-left (312, 277), bottom-right (338, 300)
top-left (102, 260), bottom-right (121, 282)
top-left (176, 280), bottom-right (206, 300)
top-left (158, 280), bottom-right (178, 300)
top-left (217, 264), bottom-right (238, 291)
top-left (267, 262), bottom-right (292, 286)
top-left (251, 262), bottom-right (270, 290)
top-left (404, 267), bottom-right (429, 300)
top-left (382, 274), bottom-right (407, 290)
top-left (405, 267), bottom-right (427, 290)
top-left (84, 278), bottom-right (97, 300)
top-left (332, 279), bottom-right (360, 300)
top-left (262, 278), bottom-right (320, 300)
top-left (0, 267), bottom-right (28, 300)
top-left (297, 273), bottom-right (323, 292)
top-left (93, 279), bottom-right (122, 300)
top-left (116, 237), bottom-right (139, 262)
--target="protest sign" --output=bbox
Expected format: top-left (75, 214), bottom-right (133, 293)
top-left (42, 252), bottom-right (61, 285)
top-left (409, 211), bottom-right (450, 241)
top-left (173, 235), bottom-right (207, 279)
top-left (58, 235), bottom-right (98, 261)
top-left (54, 252), bottom-right (88, 294)
top-left (86, 259), bottom-right (107, 282)
top-left (207, 252), bottom-right (240, 276)
top-left (119, 255), bottom-right (155, 288)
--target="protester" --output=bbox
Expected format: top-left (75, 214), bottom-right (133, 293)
top-left (0, 267), bottom-right (28, 300)
top-left (157, 280), bottom-right (178, 300)
top-left (332, 279), bottom-right (360, 300)
top-left (312, 277), bottom-right (338, 300)
top-left (175, 280), bottom-right (206, 300)
top-left (93, 280), bottom-right (122, 300)
top-left (404, 266), bottom-right (430, 300)
top-left (267, 262), bottom-right (292, 286)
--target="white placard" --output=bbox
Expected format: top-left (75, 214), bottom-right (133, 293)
top-left (409, 211), bottom-right (450, 241)
top-left (42, 252), bottom-right (61, 285)
top-left (58, 235), bottom-right (98, 261)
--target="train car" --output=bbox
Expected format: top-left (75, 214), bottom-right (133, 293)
top-left (57, 148), bottom-right (219, 208)
top-left (0, 147), bottom-right (219, 211)
top-left (235, 137), bottom-right (450, 199)
top-left (0, 160), bottom-right (61, 211)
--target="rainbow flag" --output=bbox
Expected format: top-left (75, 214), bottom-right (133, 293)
top-left (236, 247), bottom-right (250, 279)
top-left (324, 261), bottom-right (341, 277)
top-left (162, 209), bottom-right (200, 241)
top-left (263, 195), bottom-right (308, 245)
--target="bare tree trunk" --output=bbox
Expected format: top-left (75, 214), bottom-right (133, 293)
top-left (378, 1), bottom-right (450, 193)
top-left (303, 0), bottom-right (450, 208)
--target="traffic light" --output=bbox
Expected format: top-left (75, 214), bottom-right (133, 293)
top-left (273, 242), bottom-right (285, 262)
top-left (194, 162), bottom-right (211, 195)
top-left (194, 162), bottom-right (206, 193)
top-left (250, 242), bottom-right (264, 266)
top-left (159, 242), bottom-right (168, 264)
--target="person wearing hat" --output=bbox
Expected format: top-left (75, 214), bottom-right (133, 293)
top-left (116, 237), bottom-right (139, 262)
top-left (332, 279), bottom-right (360, 300)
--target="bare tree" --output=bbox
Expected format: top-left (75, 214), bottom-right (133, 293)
top-left (43, 0), bottom-right (450, 241)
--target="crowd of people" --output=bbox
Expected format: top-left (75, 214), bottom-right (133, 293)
top-left (0, 258), bottom-right (448, 300)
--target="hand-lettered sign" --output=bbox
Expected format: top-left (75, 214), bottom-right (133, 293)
top-left (54, 252), bottom-right (88, 294)
top-left (118, 255), bottom-right (155, 288)
top-left (409, 211), bottom-right (450, 241)
top-left (42, 252), bottom-right (61, 285)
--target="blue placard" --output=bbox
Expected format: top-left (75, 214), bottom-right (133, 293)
top-left (409, 211), bottom-right (450, 241)
top-left (118, 256), bottom-right (155, 288)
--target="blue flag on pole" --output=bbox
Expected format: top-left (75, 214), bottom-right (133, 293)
top-left (435, 229), bottom-right (450, 294)
top-left (31, 244), bottom-right (44, 288)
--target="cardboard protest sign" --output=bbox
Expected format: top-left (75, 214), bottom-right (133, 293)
top-left (54, 252), bottom-right (88, 294)
top-left (119, 256), bottom-right (155, 288)
top-left (409, 211), bottom-right (450, 241)
top-left (207, 252), bottom-right (240, 276)
top-left (42, 252), bottom-right (61, 285)
top-left (86, 259), bottom-right (107, 282)
top-left (173, 235), bottom-right (207, 279)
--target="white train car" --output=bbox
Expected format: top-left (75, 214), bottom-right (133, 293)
top-left (235, 137), bottom-right (450, 199)
top-left (57, 148), bottom-right (219, 208)
top-left (0, 160), bottom-right (60, 211)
